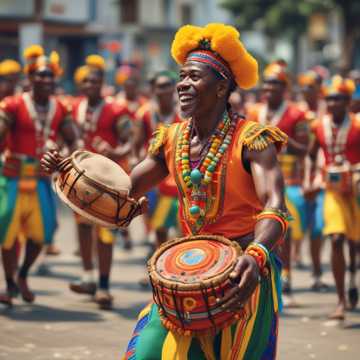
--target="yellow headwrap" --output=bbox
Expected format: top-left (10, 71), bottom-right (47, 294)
top-left (74, 65), bottom-right (90, 85)
top-left (0, 59), bottom-right (22, 76)
top-left (85, 54), bottom-right (106, 72)
top-left (23, 44), bottom-right (63, 77)
top-left (263, 61), bottom-right (289, 84)
top-left (171, 23), bottom-right (258, 89)
top-left (298, 70), bottom-right (321, 87)
top-left (323, 75), bottom-right (355, 97)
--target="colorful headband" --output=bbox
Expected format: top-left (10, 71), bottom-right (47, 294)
top-left (186, 50), bottom-right (233, 81)
top-left (263, 61), bottom-right (289, 84)
top-left (323, 75), bottom-right (355, 97)
top-left (23, 44), bottom-right (62, 77)
top-left (0, 59), bottom-right (21, 76)
top-left (171, 23), bottom-right (258, 89)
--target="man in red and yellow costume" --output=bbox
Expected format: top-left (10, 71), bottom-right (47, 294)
top-left (0, 45), bottom-right (76, 305)
top-left (247, 62), bottom-right (309, 302)
top-left (0, 59), bottom-right (21, 101)
top-left (70, 55), bottom-right (133, 309)
top-left (306, 75), bottom-right (360, 319)
top-left (43, 23), bottom-right (288, 359)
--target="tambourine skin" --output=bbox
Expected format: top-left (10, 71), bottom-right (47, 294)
top-left (54, 150), bottom-right (140, 228)
top-left (148, 235), bottom-right (245, 334)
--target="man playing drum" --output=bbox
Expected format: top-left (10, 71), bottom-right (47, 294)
top-left (306, 75), bottom-right (360, 319)
top-left (70, 55), bottom-right (134, 309)
top-left (43, 23), bottom-right (288, 358)
top-left (0, 45), bottom-right (77, 305)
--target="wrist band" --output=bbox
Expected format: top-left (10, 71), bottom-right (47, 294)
top-left (245, 243), bottom-right (269, 273)
top-left (256, 207), bottom-right (291, 239)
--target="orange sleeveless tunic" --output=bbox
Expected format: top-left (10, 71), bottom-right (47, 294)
top-left (155, 118), bottom-right (287, 238)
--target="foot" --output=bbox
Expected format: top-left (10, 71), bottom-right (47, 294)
top-left (123, 240), bottom-right (133, 251)
top-left (35, 264), bottom-right (52, 277)
top-left (45, 244), bottom-right (61, 256)
top-left (0, 293), bottom-right (12, 306)
top-left (94, 289), bottom-right (113, 310)
top-left (282, 276), bottom-right (292, 295)
top-left (329, 303), bottom-right (345, 320)
top-left (17, 277), bottom-right (35, 303)
top-left (7, 282), bottom-right (19, 298)
top-left (69, 281), bottom-right (97, 296)
top-left (295, 260), bottom-right (306, 270)
top-left (311, 279), bottom-right (330, 293)
top-left (348, 287), bottom-right (359, 310)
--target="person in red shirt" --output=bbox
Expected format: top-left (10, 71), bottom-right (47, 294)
top-left (247, 61), bottom-right (309, 305)
top-left (0, 45), bottom-right (77, 306)
top-left (70, 55), bottom-right (133, 309)
top-left (306, 75), bottom-right (360, 319)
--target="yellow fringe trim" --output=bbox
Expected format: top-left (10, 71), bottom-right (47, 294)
top-left (242, 123), bottom-right (288, 152)
top-left (148, 125), bottom-right (169, 156)
top-left (162, 331), bottom-right (192, 360)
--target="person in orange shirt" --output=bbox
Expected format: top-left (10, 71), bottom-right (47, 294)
top-left (42, 23), bottom-right (288, 359)
top-left (306, 75), bottom-right (360, 319)
top-left (247, 62), bottom-right (309, 304)
top-left (70, 55), bottom-right (133, 310)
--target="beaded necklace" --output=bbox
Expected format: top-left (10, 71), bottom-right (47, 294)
top-left (176, 112), bottom-right (236, 227)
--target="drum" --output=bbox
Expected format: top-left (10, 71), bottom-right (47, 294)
top-left (148, 235), bottom-right (244, 335)
top-left (325, 164), bottom-right (352, 194)
top-left (54, 150), bottom-right (140, 228)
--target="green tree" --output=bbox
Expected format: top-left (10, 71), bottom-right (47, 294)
top-left (220, 0), bottom-right (360, 70)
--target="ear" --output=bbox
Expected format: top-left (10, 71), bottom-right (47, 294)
top-left (216, 79), bottom-right (229, 98)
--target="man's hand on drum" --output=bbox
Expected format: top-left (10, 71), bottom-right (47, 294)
top-left (41, 150), bottom-right (64, 175)
top-left (216, 254), bottom-right (260, 312)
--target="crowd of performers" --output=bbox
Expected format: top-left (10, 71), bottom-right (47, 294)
top-left (1, 22), bottom-right (360, 358)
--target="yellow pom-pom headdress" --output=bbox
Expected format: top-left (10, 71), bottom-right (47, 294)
top-left (171, 23), bottom-right (258, 89)
top-left (23, 44), bottom-right (63, 77)
top-left (85, 54), bottom-right (106, 72)
top-left (298, 70), bottom-right (322, 88)
top-left (74, 65), bottom-right (90, 85)
top-left (263, 61), bottom-right (289, 84)
top-left (0, 59), bottom-right (21, 76)
top-left (323, 75), bottom-right (355, 97)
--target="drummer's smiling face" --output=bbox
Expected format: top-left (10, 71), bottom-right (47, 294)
top-left (177, 61), bottom-right (228, 119)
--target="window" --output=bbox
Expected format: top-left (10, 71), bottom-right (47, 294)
top-left (180, 3), bottom-right (192, 25)
top-left (120, 0), bottom-right (138, 24)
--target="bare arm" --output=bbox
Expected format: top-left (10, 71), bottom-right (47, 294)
top-left (248, 144), bottom-right (286, 250)
top-left (287, 122), bottom-right (309, 156)
top-left (218, 144), bottom-right (286, 310)
top-left (59, 117), bottom-right (79, 152)
top-left (130, 150), bottom-right (169, 199)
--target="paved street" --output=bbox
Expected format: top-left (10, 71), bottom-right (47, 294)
top-left (1, 205), bottom-right (360, 359)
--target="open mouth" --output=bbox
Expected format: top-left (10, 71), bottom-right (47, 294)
top-left (179, 94), bottom-right (195, 106)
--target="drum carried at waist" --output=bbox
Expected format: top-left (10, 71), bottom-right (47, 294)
top-left (54, 150), bottom-right (141, 228)
top-left (325, 163), bottom-right (355, 195)
top-left (148, 235), bottom-right (245, 335)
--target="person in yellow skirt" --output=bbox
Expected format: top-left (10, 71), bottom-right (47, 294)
top-left (306, 75), bottom-right (360, 319)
